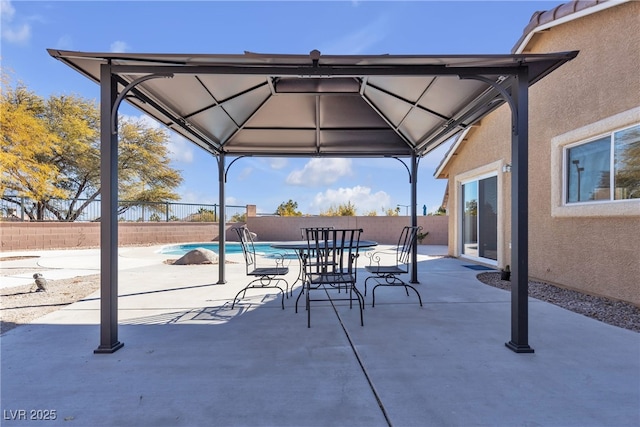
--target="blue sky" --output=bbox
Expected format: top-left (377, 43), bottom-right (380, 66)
top-left (1, 0), bottom-right (557, 215)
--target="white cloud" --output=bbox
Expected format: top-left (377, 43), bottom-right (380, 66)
top-left (310, 185), bottom-right (390, 215)
top-left (55, 35), bottom-right (73, 50)
top-left (177, 190), bottom-right (203, 204)
top-left (166, 133), bottom-right (194, 163)
top-left (176, 188), bottom-right (220, 206)
top-left (286, 158), bottom-right (352, 187)
top-left (319, 14), bottom-right (388, 55)
top-left (268, 158), bottom-right (288, 170)
top-left (2, 22), bottom-right (29, 43)
top-left (0, 0), bottom-right (15, 21)
top-left (0, 0), bottom-right (30, 44)
top-left (237, 167), bottom-right (252, 180)
top-left (225, 196), bottom-right (242, 206)
top-left (110, 40), bottom-right (130, 53)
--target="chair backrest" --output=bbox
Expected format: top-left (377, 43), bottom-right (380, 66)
top-left (304, 228), bottom-right (363, 277)
top-left (300, 226), bottom-right (333, 239)
top-left (396, 226), bottom-right (422, 267)
top-left (235, 226), bottom-right (257, 274)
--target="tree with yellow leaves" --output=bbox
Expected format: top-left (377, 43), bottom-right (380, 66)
top-left (319, 201), bottom-right (357, 216)
top-left (1, 74), bottom-right (183, 221)
top-left (0, 81), bottom-right (67, 214)
top-left (275, 199), bottom-right (302, 216)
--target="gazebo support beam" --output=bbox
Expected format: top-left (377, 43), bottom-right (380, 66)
top-left (94, 63), bottom-right (124, 354)
top-left (389, 155), bottom-right (420, 284)
top-left (217, 152), bottom-right (227, 284)
top-left (410, 152), bottom-right (419, 284)
top-left (505, 67), bottom-right (534, 353)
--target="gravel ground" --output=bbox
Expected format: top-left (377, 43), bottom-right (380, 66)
top-left (2, 270), bottom-right (638, 335)
top-left (476, 272), bottom-right (640, 333)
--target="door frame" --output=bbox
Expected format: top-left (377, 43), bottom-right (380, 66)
top-left (454, 160), bottom-right (507, 267)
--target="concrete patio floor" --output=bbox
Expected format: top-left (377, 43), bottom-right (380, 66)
top-left (1, 245), bottom-right (638, 426)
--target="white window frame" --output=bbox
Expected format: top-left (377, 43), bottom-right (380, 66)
top-left (563, 133), bottom-right (613, 205)
top-left (551, 106), bottom-right (640, 218)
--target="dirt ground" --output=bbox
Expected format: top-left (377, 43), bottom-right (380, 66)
top-left (1, 274), bottom-right (100, 334)
top-left (0, 256), bottom-right (218, 335)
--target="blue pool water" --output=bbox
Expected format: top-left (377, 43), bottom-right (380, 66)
top-left (159, 242), bottom-right (292, 256)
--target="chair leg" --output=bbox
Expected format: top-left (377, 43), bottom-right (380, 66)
top-left (371, 278), bottom-right (422, 307)
top-left (353, 284), bottom-right (365, 311)
top-left (352, 285), bottom-right (365, 326)
top-left (232, 280), bottom-right (287, 310)
top-left (295, 285), bottom-right (305, 313)
top-left (231, 288), bottom-right (246, 309)
top-left (405, 284), bottom-right (423, 307)
top-left (279, 286), bottom-right (285, 309)
top-left (274, 279), bottom-right (287, 310)
top-left (372, 284), bottom-right (377, 308)
top-left (364, 276), bottom-right (375, 296)
top-left (306, 285), bottom-right (311, 328)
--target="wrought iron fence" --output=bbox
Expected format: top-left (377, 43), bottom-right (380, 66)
top-left (0, 195), bottom-right (247, 223)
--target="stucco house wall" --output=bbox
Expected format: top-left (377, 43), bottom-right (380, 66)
top-left (437, 1), bottom-right (640, 305)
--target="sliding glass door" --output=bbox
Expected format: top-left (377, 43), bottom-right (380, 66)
top-left (461, 175), bottom-right (497, 261)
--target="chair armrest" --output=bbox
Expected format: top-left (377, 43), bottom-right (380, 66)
top-left (271, 252), bottom-right (291, 269)
top-left (365, 249), bottom-right (391, 268)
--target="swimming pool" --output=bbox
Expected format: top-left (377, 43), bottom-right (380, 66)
top-left (159, 242), bottom-right (293, 256)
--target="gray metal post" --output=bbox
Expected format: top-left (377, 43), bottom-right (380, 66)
top-left (410, 152), bottom-right (419, 284)
top-left (505, 67), bottom-right (534, 353)
top-left (94, 63), bottom-right (123, 354)
top-left (217, 152), bottom-right (226, 284)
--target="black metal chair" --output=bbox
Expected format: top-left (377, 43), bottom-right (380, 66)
top-left (232, 226), bottom-right (288, 310)
top-left (293, 226), bottom-right (334, 296)
top-left (296, 228), bottom-right (364, 327)
top-left (364, 225), bottom-right (423, 307)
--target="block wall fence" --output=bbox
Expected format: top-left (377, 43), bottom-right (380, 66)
top-left (244, 215), bottom-right (448, 245)
top-left (1, 206), bottom-right (448, 251)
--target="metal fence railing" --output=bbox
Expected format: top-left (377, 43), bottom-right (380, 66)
top-left (0, 195), bottom-right (247, 223)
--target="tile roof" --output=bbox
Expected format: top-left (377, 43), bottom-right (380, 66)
top-left (512, 0), bottom-right (610, 53)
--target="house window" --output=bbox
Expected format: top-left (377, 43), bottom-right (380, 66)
top-left (565, 124), bottom-right (639, 203)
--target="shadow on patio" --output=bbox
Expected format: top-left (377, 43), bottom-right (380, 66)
top-left (1, 251), bottom-right (638, 427)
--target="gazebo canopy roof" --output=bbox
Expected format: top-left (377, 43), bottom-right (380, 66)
top-left (47, 49), bottom-right (577, 158)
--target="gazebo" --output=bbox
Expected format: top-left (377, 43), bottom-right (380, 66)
top-left (48, 48), bottom-right (577, 354)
